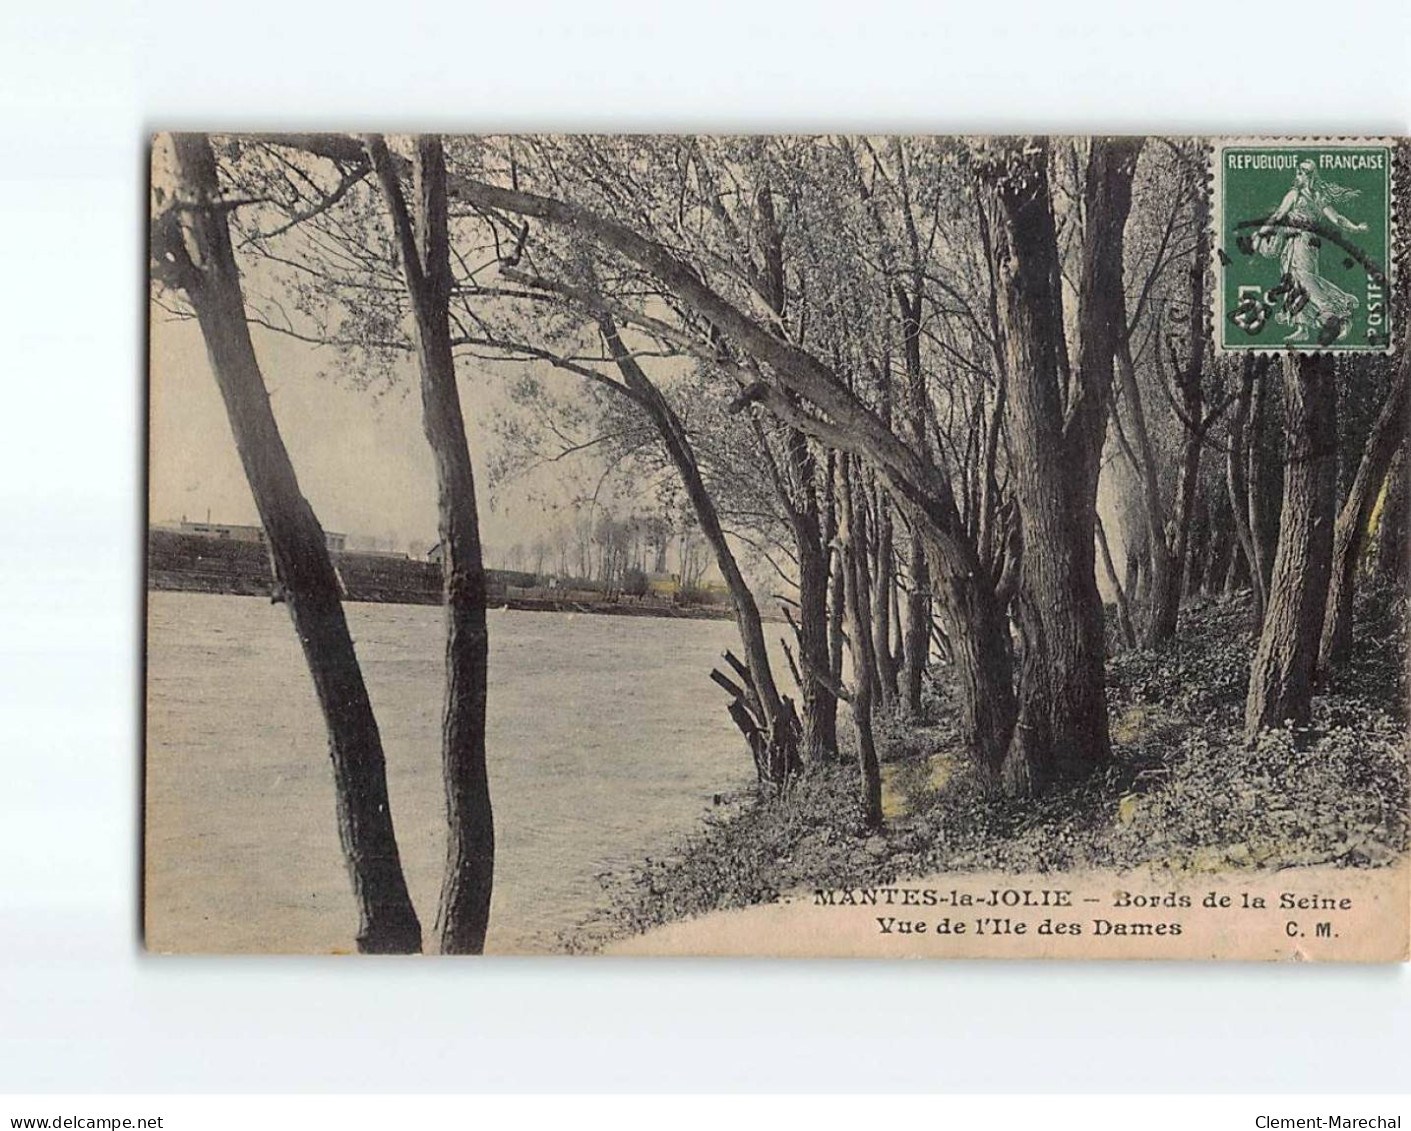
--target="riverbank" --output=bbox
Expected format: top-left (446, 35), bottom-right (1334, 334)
top-left (147, 528), bottom-right (741, 621)
top-left (498, 595), bottom-right (735, 621)
top-left (148, 577), bottom-right (740, 621)
top-left (565, 587), bottom-right (1409, 953)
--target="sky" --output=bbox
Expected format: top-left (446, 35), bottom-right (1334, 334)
top-left (148, 307), bottom-right (624, 559)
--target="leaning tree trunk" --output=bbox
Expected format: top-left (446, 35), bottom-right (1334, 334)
top-left (1244, 354), bottom-right (1339, 737)
top-left (368, 135), bottom-right (494, 954)
top-left (155, 133), bottom-right (421, 954)
top-left (601, 317), bottom-right (800, 785)
top-left (1318, 356), bottom-right (1407, 673)
top-left (343, 139), bottom-right (1019, 785)
top-left (979, 137), bottom-right (1139, 793)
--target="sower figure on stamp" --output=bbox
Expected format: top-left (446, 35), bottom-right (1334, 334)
top-left (1255, 160), bottom-right (1368, 342)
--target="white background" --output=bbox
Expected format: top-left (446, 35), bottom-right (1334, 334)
top-left (1, 0), bottom-right (1409, 1095)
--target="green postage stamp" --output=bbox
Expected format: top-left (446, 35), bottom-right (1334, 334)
top-left (1214, 138), bottom-right (1394, 353)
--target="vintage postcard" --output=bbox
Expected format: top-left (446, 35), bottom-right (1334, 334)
top-left (145, 134), bottom-right (1409, 958)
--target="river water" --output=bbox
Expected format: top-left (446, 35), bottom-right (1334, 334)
top-left (144, 591), bottom-right (763, 954)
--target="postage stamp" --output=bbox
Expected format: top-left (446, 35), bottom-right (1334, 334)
top-left (1213, 138), bottom-right (1395, 353)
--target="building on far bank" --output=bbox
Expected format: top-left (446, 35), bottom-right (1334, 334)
top-left (170, 519), bottom-right (347, 554)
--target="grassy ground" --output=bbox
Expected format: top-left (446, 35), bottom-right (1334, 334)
top-left (565, 585), bottom-right (1409, 952)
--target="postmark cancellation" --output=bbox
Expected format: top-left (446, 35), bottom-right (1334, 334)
top-left (1213, 138), bottom-right (1396, 354)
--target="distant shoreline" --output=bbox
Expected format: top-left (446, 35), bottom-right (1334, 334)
top-left (147, 526), bottom-right (756, 622)
top-left (495, 595), bottom-right (737, 621)
top-left (146, 580), bottom-right (752, 623)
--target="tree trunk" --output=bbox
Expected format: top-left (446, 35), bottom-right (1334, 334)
top-left (929, 554), bottom-right (1017, 791)
top-left (793, 456), bottom-right (837, 762)
top-left (1144, 502), bottom-right (1184, 644)
top-left (839, 457), bottom-right (883, 829)
top-left (1183, 490), bottom-right (1211, 597)
top-left (850, 485), bottom-right (883, 706)
top-left (1114, 324), bottom-right (1174, 642)
top-left (368, 135), bottom-right (494, 954)
top-left (1318, 357), bottom-right (1407, 672)
top-left (754, 183), bottom-right (836, 763)
top-left (601, 318), bottom-right (800, 784)
top-left (1204, 493), bottom-right (1235, 597)
top-left (1109, 165), bottom-right (1210, 644)
top-left (1223, 534), bottom-right (1249, 596)
top-left (890, 566), bottom-right (906, 679)
top-left (828, 547), bottom-right (847, 688)
top-left (869, 482), bottom-right (899, 710)
top-left (157, 133), bottom-right (421, 954)
top-left (824, 452), bottom-right (847, 708)
top-left (1376, 450), bottom-right (1408, 583)
top-left (1123, 541), bottom-right (1145, 606)
top-left (1095, 512), bottom-right (1137, 649)
top-left (896, 276), bottom-right (933, 720)
top-left (1244, 354), bottom-right (1339, 737)
top-left (1148, 250), bottom-right (1209, 640)
top-left (901, 525), bottom-right (931, 716)
top-left (1247, 373), bottom-right (1277, 603)
top-left (979, 138), bottom-right (1138, 793)
top-left (1226, 356), bottom-right (1268, 625)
